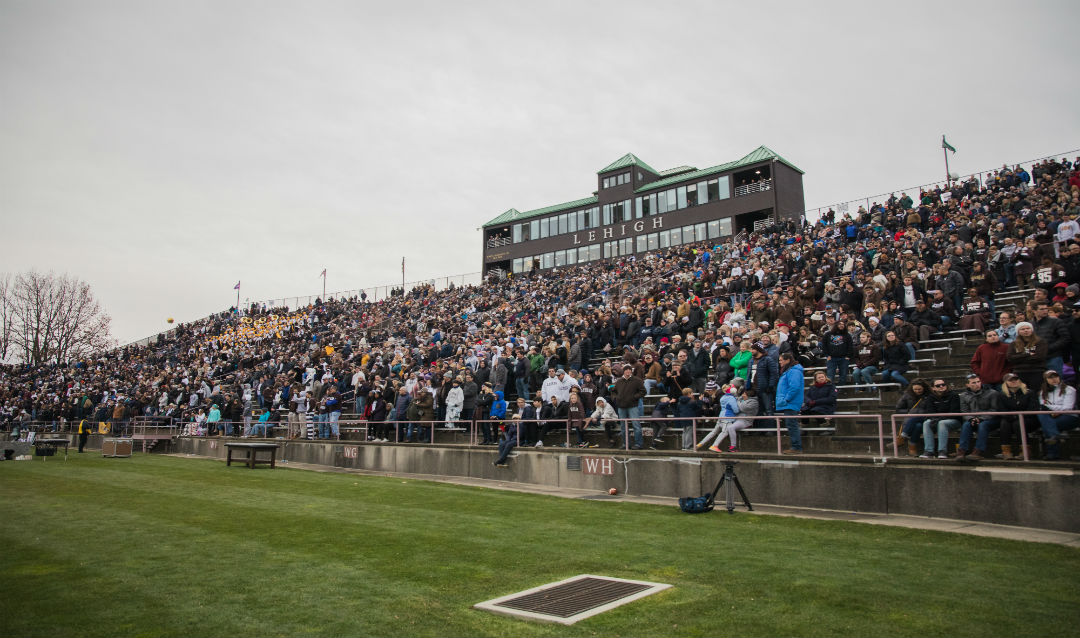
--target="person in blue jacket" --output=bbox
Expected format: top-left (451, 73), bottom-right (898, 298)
top-left (493, 403), bottom-right (518, 468)
top-left (488, 389), bottom-right (507, 448)
top-left (775, 352), bottom-right (805, 454)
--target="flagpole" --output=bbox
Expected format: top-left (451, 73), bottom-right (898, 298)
top-left (236, 283), bottom-right (240, 309)
top-left (402, 257), bottom-right (405, 294)
top-left (322, 270), bottom-right (326, 300)
top-left (944, 145), bottom-right (950, 184)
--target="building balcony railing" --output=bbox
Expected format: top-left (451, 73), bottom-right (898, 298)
top-left (486, 236), bottom-right (512, 248)
top-left (734, 178), bottom-right (773, 197)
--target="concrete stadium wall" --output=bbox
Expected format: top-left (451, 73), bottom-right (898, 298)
top-left (172, 439), bottom-right (1080, 533)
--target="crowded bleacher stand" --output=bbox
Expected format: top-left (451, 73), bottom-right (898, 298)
top-left (3, 157), bottom-right (1080, 460)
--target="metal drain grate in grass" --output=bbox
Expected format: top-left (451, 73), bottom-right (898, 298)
top-left (474, 574), bottom-right (672, 624)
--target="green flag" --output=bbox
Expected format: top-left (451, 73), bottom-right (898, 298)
top-left (941, 135), bottom-right (957, 153)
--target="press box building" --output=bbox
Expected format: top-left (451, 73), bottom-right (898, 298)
top-left (480, 146), bottom-right (805, 276)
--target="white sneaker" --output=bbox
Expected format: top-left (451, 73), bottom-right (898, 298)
top-left (534, 441), bottom-right (544, 448)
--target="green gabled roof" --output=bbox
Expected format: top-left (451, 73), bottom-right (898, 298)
top-left (483, 208), bottom-right (523, 228)
top-left (482, 196), bottom-right (598, 228)
top-left (634, 145), bottom-right (803, 194)
top-left (658, 165), bottom-right (698, 176)
top-left (482, 146), bottom-right (802, 229)
top-left (597, 153), bottom-right (659, 176)
top-left (739, 145), bottom-right (803, 173)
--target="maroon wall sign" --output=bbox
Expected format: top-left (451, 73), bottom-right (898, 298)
top-left (581, 456), bottom-right (614, 476)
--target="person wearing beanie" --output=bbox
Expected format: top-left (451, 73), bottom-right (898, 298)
top-left (749, 341), bottom-right (779, 421)
top-left (697, 384), bottom-right (755, 453)
top-left (1006, 321), bottom-right (1047, 391)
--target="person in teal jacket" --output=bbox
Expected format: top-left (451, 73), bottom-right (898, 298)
top-left (775, 353), bottom-right (805, 453)
top-left (250, 410), bottom-right (273, 437)
top-left (207, 404), bottom-right (222, 436)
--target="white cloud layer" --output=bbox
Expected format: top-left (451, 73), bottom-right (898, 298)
top-left (1, 0), bottom-right (1077, 343)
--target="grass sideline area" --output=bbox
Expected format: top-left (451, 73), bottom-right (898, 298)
top-left (1, 454), bottom-right (1077, 637)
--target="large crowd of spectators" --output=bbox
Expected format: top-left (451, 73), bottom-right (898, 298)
top-left (3, 157), bottom-right (1080, 460)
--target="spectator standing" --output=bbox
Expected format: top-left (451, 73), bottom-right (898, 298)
top-left (674, 387), bottom-right (703, 450)
top-left (687, 340), bottom-right (711, 395)
top-left (776, 352), bottom-right (805, 454)
top-left (822, 321), bottom-right (853, 385)
top-left (969, 330), bottom-right (1010, 390)
top-left (748, 342), bottom-right (778, 417)
top-left (1032, 303), bottom-right (1070, 375)
top-left (1006, 322), bottom-right (1048, 391)
top-left (613, 366), bottom-right (646, 449)
top-left (445, 378), bottom-right (463, 426)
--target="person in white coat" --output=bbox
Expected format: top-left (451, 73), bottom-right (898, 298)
top-left (445, 377), bottom-right (464, 426)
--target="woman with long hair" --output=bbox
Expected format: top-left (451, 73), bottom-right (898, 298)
top-left (1006, 322), bottom-right (1047, 391)
top-left (879, 331), bottom-right (911, 387)
top-left (894, 378), bottom-right (929, 456)
top-left (996, 373), bottom-right (1036, 460)
top-left (1036, 370), bottom-right (1078, 461)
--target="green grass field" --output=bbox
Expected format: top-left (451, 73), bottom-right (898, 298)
top-left (1, 453), bottom-right (1078, 637)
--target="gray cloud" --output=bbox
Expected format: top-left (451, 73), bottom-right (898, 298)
top-left (1, 0), bottom-right (1077, 343)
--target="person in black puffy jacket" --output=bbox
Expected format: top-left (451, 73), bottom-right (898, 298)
top-left (801, 370), bottom-right (837, 430)
top-left (822, 322), bottom-right (854, 385)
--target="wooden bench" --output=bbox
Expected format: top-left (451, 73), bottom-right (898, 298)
top-left (225, 442), bottom-right (280, 469)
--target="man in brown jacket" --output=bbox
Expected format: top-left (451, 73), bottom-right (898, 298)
top-left (613, 366), bottom-right (646, 449)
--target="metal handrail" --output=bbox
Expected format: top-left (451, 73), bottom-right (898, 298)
top-left (888, 409), bottom-right (1080, 462)
top-left (734, 179), bottom-right (773, 197)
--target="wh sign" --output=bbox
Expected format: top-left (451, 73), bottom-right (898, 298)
top-left (582, 456), bottom-right (614, 476)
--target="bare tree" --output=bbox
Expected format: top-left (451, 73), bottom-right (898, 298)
top-left (0, 273), bottom-right (12, 362)
top-left (6, 271), bottom-right (115, 365)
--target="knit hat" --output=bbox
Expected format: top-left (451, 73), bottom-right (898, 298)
top-left (1068, 284), bottom-right (1080, 295)
top-left (1016, 321), bottom-right (1033, 332)
top-left (705, 380), bottom-right (719, 392)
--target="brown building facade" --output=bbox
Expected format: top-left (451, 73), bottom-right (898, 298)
top-left (481, 146), bottom-right (804, 275)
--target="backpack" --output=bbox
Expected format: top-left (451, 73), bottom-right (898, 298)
top-left (679, 493), bottom-right (715, 514)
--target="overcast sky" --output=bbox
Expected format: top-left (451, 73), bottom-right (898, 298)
top-left (2, 0), bottom-right (1077, 344)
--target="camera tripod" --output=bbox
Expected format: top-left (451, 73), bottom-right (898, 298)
top-left (711, 461), bottom-right (753, 514)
